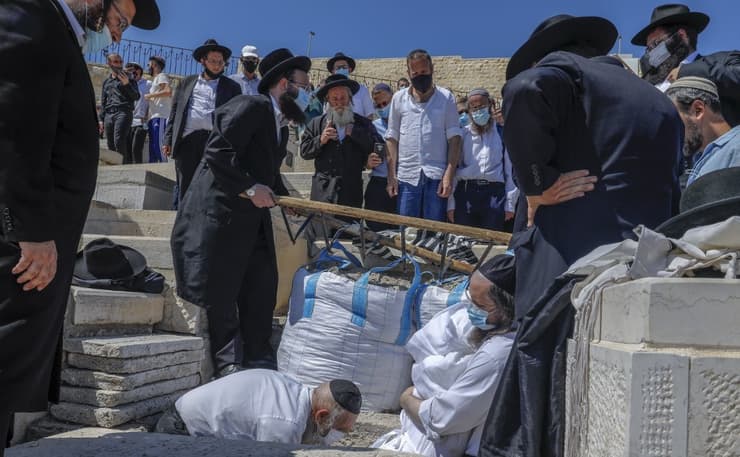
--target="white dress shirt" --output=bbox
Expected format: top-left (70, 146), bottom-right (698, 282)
top-left (270, 94), bottom-right (284, 142)
top-left (448, 124), bottom-right (518, 212)
top-left (385, 86), bottom-right (462, 186)
top-left (148, 73), bottom-right (172, 119)
top-left (183, 76), bottom-right (219, 137)
top-left (656, 50), bottom-right (700, 92)
top-left (132, 79), bottom-right (152, 127)
top-left (229, 72), bottom-right (261, 96)
top-left (352, 84), bottom-right (375, 118)
top-left (55, 0), bottom-right (85, 48)
top-left (176, 369), bottom-right (313, 444)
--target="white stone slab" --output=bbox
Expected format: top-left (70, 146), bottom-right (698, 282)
top-left (156, 291), bottom-right (207, 336)
top-left (61, 362), bottom-right (201, 391)
top-left (49, 390), bottom-right (187, 427)
top-left (67, 349), bottom-right (203, 374)
top-left (69, 287), bottom-right (164, 326)
top-left (600, 278), bottom-right (740, 347)
top-left (64, 334), bottom-right (203, 358)
top-left (93, 169), bottom-right (174, 210)
top-left (84, 207), bottom-right (176, 237)
top-left (60, 374), bottom-right (200, 407)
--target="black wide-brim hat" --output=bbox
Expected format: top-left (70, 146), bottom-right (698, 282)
top-left (316, 74), bottom-right (360, 102)
top-left (656, 167), bottom-right (740, 238)
top-left (193, 39), bottom-right (232, 62)
top-left (258, 48), bottom-right (312, 94)
top-left (74, 238), bottom-right (147, 281)
top-left (326, 52), bottom-right (356, 72)
top-left (631, 4), bottom-right (709, 46)
top-left (506, 15), bottom-right (618, 80)
top-left (128, 0), bottom-right (160, 30)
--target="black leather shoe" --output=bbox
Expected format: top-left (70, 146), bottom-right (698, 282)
top-left (216, 363), bottom-right (242, 379)
top-left (244, 355), bottom-right (277, 371)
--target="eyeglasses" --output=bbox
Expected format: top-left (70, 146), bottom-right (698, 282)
top-left (334, 64), bottom-right (350, 70)
top-left (109, 2), bottom-right (129, 33)
top-left (289, 79), bottom-right (311, 90)
top-left (646, 33), bottom-right (672, 51)
top-left (205, 59), bottom-right (226, 66)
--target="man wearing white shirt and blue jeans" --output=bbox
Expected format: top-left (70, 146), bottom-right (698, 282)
top-left (385, 49), bottom-right (462, 222)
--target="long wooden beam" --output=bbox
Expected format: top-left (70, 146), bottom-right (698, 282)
top-left (275, 196), bottom-right (511, 245)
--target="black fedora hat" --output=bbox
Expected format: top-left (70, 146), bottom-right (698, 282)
top-left (74, 238), bottom-right (147, 281)
top-left (326, 52), bottom-right (356, 73)
top-left (316, 74), bottom-right (360, 102)
top-left (257, 48), bottom-right (312, 94)
top-left (506, 15), bottom-right (617, 80)
top-left (129, 0), bottom-right (160, 30)
top-left (193, 39), bottom-right (232, 62)
top-left (656, 167), bottom-right (740, 238)
top-left (631, 4), bottom-right (709, 46)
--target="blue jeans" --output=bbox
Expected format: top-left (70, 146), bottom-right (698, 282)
top-left (398, 171), bottom-right (447, 222)
top-left (453, 180), bottom-right (506, 230)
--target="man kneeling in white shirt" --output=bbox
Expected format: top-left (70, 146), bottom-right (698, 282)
top-left (155, 369), bottom-right (361, 446)
top-left (373, 258), bottom-right (515, 457)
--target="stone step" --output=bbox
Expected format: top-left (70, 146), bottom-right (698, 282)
top-left (80, 234), bottom-right (173, 271)
top-left (49, 390), bottom-right (186, 428)
top-left (69, 286), bottom-right (164, 326)
top-left (60, 374), bottom-right (200, 408)
top-left (84, 207), bottom-right (176, 237)
top-left (62, 362), bottom-right (201, 391)
top-left (64, 334), bottom-right (203, 358)
top-left (93, 168), bottom-right (175, 210)
top-left (67, 350), bottom-right (203, 374)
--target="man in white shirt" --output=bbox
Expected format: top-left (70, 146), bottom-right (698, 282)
top-left (127, 62), bottom-right (151, 164)
top-left (229, 44), bottom-right (261, 95)
top-left (144, 55), bottom-right (171, 163)
top-left (385, 49), bottom-right (462, 222)
top-left (326, 52), bottom-right (375, 118)
top-left (447, 89), bottom-right (517, 230)
top-left (155, 370), bottom-right (361, 446)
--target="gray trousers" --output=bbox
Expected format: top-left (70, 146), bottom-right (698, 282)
top-left (155, 406), bottom-right (189, 435)
top-left (104, 110), bottom-right (133, 161)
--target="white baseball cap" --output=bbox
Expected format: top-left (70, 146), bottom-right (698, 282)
top-left (241, 45), bottom-right (259, 59)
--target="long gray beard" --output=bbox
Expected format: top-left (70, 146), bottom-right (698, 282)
top-left (327, 106), bottom-right (355, 127)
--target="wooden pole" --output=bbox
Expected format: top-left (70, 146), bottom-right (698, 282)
top-left (275, 196), bottom-right (511, 245)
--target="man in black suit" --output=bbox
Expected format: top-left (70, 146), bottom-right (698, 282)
top-left (171, 48), bottom-right (311, 378)
top-left (0, 1), bottom-right (159, 454)
top-left (163, 39), bottom-right (241, 199)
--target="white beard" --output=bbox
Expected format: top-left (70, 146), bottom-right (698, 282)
top-left (327, 105), bottom-right (355, 127)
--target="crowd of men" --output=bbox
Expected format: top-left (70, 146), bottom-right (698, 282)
top-left (1, 1), bottom-right (739, 457)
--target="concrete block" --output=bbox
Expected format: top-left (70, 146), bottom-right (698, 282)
top-left (69, 287), bottom-right (164, 326)
top-left (10, 412), bottom-right (47, 446)
top-left (22, 415), bottom-right (150, 443)
top-left (62, 362), bottom-right (201, 391)
top-left (156, 290), bottom-right (207, 335)
top-left (93, 168), bottom-right (175, 210)
top-left (67, 349), bottom-right (203, 374)
top-left (49, 390), bottom-right (187, 427)
top-left (60, 374), bottom-right (200, 407)
top-left (80, 234), bottom-right (173, 271)
top-left (84, 207), bottom-right (176, 237)
top-left (600, 278), bottom-right (740, 347)
top-left (687, 354), bottom-right (740, 456)
top-left (64, 334), bottom-right (203, 358)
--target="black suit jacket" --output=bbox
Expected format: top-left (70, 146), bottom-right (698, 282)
top-left (679, 51), bottom-right (740, 127)
top-left (163, 74), bottom-right (241, 157)
top-left (171, 94), bottom-right (290, 306)
top-left (0, 0), bottom-right (99, 412)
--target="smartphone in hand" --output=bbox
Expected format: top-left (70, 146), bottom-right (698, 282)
top-left (373, 142), bottom-right (386, 161)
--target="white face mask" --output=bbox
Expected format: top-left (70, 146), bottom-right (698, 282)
top-left (321, 429), bottom-right (346, 445)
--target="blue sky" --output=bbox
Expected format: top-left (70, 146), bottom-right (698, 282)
top-left (127, 0), bottom-right (737, 59)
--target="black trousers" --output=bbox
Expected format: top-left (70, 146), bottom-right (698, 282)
top-left (174, 130), bottom-right (210, 199)
top-left (204, 218), bottom-right (278, 371)
top-left (1, 412), bottom-right (11, 456)
top-left (127, 124), bottom-right (147, 164)
top-left (363, 176), bottom-right (397, 232)
top-left (104, 110), bottom-right (133, 161)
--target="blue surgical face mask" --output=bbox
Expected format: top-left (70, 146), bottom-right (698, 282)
top-left (376, 105), bottom-right (390, 120)
top-left (335, 68), bottom-right (350, 77)
top-left (459, 112), bottom-right (470, 127)
top-left (322, 429), bottom-right (345, 445)
top-left (464, 292), bottom-right (496, 330)
top-left (471, 108), bottom-right (491, 126)
top-left (84, 25), bottom-right (113, 54)
top-left (294, 87), bottom-right (311, 112)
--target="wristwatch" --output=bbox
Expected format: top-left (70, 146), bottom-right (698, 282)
top-left (246, 187), bottom-right (256, 198)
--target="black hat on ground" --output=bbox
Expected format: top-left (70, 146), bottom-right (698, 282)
top-left (193, 39), bottom-right (232, 62)
top-left (316, 74), bottom-right (360, 102)
top-left (128, 0), bottom-right (160, 30)
top-left (477, 252), bottom-right (516, 296)
top-left (74, 238), bottom-right (147, 281)
top-left (326, 52), bottom-right (356, 72)
top-left (655, 167), bottom-right (740, 238)
top-left (329, 379), bottom-right (362, 414)
top-left (631, 4), bottom-right (710, 46)
top-left (257, 48), bottom-right (312, 94)
top-left (506, 15), bottom-right (618, 80)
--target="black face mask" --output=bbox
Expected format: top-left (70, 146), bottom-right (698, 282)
top-left (411, 74), bottom-right (433, 93)
top-left (639, 33), bottom-right (690, 85)
top-left (203, 66), bottom-right (224, 80)
top-left (243, 60), bottom-right (258, 73)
